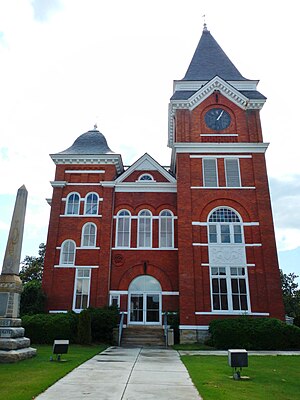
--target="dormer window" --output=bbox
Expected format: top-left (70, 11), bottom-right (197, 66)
top-left (138, 174), bottom-right (154, 182)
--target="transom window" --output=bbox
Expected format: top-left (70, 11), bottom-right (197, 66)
top-left (66, 193), bottom-right (80, 215)
top-left (159, 210), bottom-right (174, 248)
top-left (211, 266), bottom-right (248, 311)
top-left (116, 210), bottom-right (131, 248)
top-left (138, 174), bottom-right (154, 181)
top-left (138, 210), bottom-right (152, 248)
top-left (60, 240), bottom-right (76, 265)
top-left (208, 208), bottom-right (243, 244)
top-left (81, 223), bottom-right (97, 247)
top-left (129, 275), bottom-right (162, 292)
top-left (84, 193), bottom-right (98, 215)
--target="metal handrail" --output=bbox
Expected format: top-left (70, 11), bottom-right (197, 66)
top-left (118, 312), bottom-right (125, 347)
top-left (163, 311), bottom-right (168, 348)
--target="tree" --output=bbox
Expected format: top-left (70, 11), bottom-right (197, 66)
top-left (280, 270), bottom-right (300, 317)
top-left (19, 243), bottom-right (47, 315)
top-left (19, 243), bottom-right (45, 284)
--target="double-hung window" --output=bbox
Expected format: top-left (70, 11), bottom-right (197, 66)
top-left (138, 210), bottom-right (152, 248)
top-left (159, 210), bottom-right (174, 248)
top-left (66, 193), bottom-right (80, 215)
top-left (81, 223), bottom-right (97, 247)
top-left (116, 210), bottom-right (131, 247)
top-left (208, 208), bottom-right (243, 244)
top-left (85, 193), bottom-right (98, 215)
top-left (73, 269), bottom-right (91, 311)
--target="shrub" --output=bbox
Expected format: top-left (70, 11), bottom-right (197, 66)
top-left (20, 281), bottom-right (46, 316)
top-left (209, 317), bottom-right (300, 350)
top-left (22, 312), bottom-right (78, 344)
top-left (77, 310), bottom-right (92, 345)
top-left (88, 307), bottom-right (119, 343)
top-left (294, 316), bottom-right (300, 327)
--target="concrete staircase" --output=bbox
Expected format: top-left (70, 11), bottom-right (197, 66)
top-left (121, 326), bottom-right (166, 348)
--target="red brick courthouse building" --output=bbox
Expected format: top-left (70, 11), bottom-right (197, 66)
top-left (42, 26), bottom-right (284, 342)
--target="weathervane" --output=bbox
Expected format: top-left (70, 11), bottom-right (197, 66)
top-left (202, 14), bottom-right (207, 31)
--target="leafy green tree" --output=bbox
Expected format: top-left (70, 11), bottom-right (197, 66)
top-left (280, 270), bottom-right (300, 317)
top-left (20, 243), bottom-right (47, 315)
top-left (19, 243), bottom-right (45, 284)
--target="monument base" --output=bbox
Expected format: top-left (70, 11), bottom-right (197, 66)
top-left (0, 317), bottom-right (36, 363)
top-left (0, 347), bottom-right (37, 363)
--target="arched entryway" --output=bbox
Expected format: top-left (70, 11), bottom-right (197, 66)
top-left (128, 275), bottom-right (162, 325)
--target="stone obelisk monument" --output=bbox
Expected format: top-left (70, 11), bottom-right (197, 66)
top-left (0, 185), bottom-right (36, 362)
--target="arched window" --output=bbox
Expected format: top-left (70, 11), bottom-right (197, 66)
top-left (60, 240), bottom-right (76, 265)
top-left (84, 193), bottom-right (98, 215)
top-left (208, 207), bottom-right (243, 244)
top-left (81, 223), bottom-right (97, 247)
top-left (66, 193), bottom-right (80, 215)
top-left (116, 210), bottom-right (131, 248)
top-left (138, 210), bottom-right (152, 248)
top-left (129, 275), bottom-right (162, 292)
top-left (138, 174), bottom-right (154, 181)
top-left (159, 210), bottom-right (174, 248)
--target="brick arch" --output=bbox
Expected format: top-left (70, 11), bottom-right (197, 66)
top-left (117, 263), bottom-right (173, 291)
top-left (200, 198), bottom-right (252, 223)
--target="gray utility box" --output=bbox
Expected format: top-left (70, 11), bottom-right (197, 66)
top-left (228, 349), bottom-right (248, 368)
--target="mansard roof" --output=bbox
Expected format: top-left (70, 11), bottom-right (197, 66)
top-left (183, 26), bottom-right (246, 81)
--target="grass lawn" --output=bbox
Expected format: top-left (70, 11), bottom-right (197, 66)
top-left (0, 344), bottom-right (107, 400)
top-left (182, 355), bottom-right (300, 400)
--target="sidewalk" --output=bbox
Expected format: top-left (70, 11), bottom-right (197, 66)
top-left (36, 347), bottom-right (202, 400)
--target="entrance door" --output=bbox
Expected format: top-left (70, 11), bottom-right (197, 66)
top-left (128, 276), bottom-right (162, 325)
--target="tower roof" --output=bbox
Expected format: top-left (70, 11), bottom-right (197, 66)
top-left (183, 26), bottom-right (247, 81)
top-left (58, 127), bottom-right (114, 155)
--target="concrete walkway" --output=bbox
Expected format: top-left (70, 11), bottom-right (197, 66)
top-left (36, 347), bottom-right (202, 400)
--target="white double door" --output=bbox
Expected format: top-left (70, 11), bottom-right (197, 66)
top-left (129, 292), bottom-right (161, 325)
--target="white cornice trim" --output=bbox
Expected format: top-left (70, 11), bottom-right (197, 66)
top-left (101, 181), bottom-right (177, 193)
top-left (50, 181), bottom-right (67, 188)
top-left (190, 154), bottom-right (252, 158)
top-left (168, 76), bottom-right (266, 147)
top-left (115, 153), bottom-right (176, 184)
top-left (173, 79), bottom-right (260, 92)
top-left (50, 153), bottom-right (124, 174)
top-left (173, 142), bottom-right (269, 154)
top-left (65, 169), bottom-right (105, 174)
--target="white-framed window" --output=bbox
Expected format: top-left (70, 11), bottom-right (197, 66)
top-left (65, 193), bottom-right (80, 215)
top-left (138, 173), bottom-right (154, 181)
top-left (203, 158), bottom-right (218, 187)
top-left (60, 240), bottom-right (76, 265)
top-left (84, 193), bottom-right (99, 215)
top-left (208, 208), bottom-right (243, 244)
top-left (225, 159), bottom-right (241, 187)
top-left (159, 210), bottom-right (174, 248)
top-left (138, 209), bottom-right (152, 248)
top-left (116, 210), bottom-right (131, 248)
top-left (109, 294), bottom-right (120, 307)
top-left (73, 268), bottom-right (91, 311)
top-left (81, 223), bottom-right (97, 247)
top-left (210, 266), bottom-right (249, 311)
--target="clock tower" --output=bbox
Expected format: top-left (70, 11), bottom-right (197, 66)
top-left (169, 25), bottom-right (284, 342)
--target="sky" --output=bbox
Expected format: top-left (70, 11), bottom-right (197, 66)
top-left (0, 0), bottom-right (300, 280)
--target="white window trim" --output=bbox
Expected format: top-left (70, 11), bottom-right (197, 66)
top-left (59, 239), bottom-right (76, 266)
top-left (137, 173), bottom-right (156, 182)
top-left (65, 192), bottom-right (81, 215)
top-left (84, 192), bottom-right (99, 215)
top-left (137, 210), bottom-right (153, 248)
top-left (72, 268), bottom-right (91, 313)
top-left (209, 266), bottom-right (251, 313)
top-left (109, 294), bottom-right (121, 307)
top-left (115, 210), bottom-right (132, 248)
top-left (208, 223), bottom-right (244, 245)
top-left (159, 210), bottom-right (174, 248)
top-left (81, 222), bottom-right (97, 248)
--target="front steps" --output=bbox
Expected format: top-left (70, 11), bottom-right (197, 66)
top-left (121, 326), bottom-right (166, 347)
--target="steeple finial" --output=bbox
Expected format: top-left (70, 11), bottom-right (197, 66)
top-left (94, 123), bottom-right (98, 130)
top-left (202, 14), bottom-right (207, 31)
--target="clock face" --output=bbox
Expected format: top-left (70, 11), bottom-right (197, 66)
top-left (204, 108), bottom-right (231, 131)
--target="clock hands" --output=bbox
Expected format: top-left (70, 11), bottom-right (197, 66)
top-left (216, 110), bottom-right (224, 121)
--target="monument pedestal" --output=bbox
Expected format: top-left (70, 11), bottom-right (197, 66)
top-left (0, 318), bottom-right (37, 363)
top-left (0, 275), bottom-right (36, 363)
